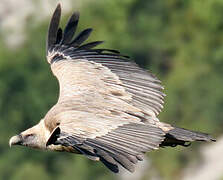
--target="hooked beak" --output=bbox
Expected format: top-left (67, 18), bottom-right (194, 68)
top-left (9, 134), bottom-right (23, 147)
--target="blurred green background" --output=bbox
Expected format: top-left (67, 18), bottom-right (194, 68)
top-left (0, 0), bottom-right (223, 180)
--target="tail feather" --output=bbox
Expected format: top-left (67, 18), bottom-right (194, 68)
top-left (161, 127), bottom-right (216, 147)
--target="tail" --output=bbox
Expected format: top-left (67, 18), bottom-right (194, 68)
top-left (160, 127), bottom-right (216, 147)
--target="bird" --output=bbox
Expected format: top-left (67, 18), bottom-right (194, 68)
top-left (9, 4), bottom-right (215, 173)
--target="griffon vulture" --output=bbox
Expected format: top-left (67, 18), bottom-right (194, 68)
top-left (9, 4), bottom-right (215, 173)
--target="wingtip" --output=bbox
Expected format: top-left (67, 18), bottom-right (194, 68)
top-left (56, 3), bottom-right (62, 11)
top-left (47, 3), bottom-right (62, 52)
top-left (72, 11), bottom-right (80, 19)
top-left (70, 11), bottom-right (80, 24)
top-left (54, 3), bottom-right (62, 17)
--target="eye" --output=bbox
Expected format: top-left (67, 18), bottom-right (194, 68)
top-left (25, 134), bottom-right (34, 138)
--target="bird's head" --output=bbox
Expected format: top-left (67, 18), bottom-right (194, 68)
top-left (9, 119), bottom-right (50, 150)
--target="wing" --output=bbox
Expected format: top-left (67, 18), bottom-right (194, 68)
top-left (46, 4), bottom-right (165, 118)
top-left (45, 4), bottom-right (166, 173)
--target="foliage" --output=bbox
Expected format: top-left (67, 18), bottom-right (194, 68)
top-left (0, 0), bottom-right (222, 179)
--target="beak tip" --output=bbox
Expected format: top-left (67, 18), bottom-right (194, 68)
top-left (9, 135), bottom-right (22, 147)
top-left (9, 139), bottom-right (13, 148)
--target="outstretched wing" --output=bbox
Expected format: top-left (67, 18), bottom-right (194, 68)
top-left (45, 4), bottom-right (166, 173)
top-left (46, 4), bottom-right (165, 117)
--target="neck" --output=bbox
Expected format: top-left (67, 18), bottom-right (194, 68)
top-left (21, 119), bottom-right (51, 150)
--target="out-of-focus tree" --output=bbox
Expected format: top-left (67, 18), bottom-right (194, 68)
top-left (0, 0), bottom-right (223, 179)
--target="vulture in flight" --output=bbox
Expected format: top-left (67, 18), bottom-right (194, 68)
top-left (9, 4), bottom-right (215, 173)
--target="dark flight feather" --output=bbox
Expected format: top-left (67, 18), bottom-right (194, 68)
top-left (56, 28), bottom-right (63, 44)
top-left (47, 123), bottom-right (165, 173)
top-left (78, 41), bottom-right (104, 50)
top-left (61, 12), bottom-right (79, 44)
top-left (96, 149), bottom-right (119, 173)
top-left (70, 28), bottom-right (93, 47)
top-left (47, 4), bottom-right (61, 51)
